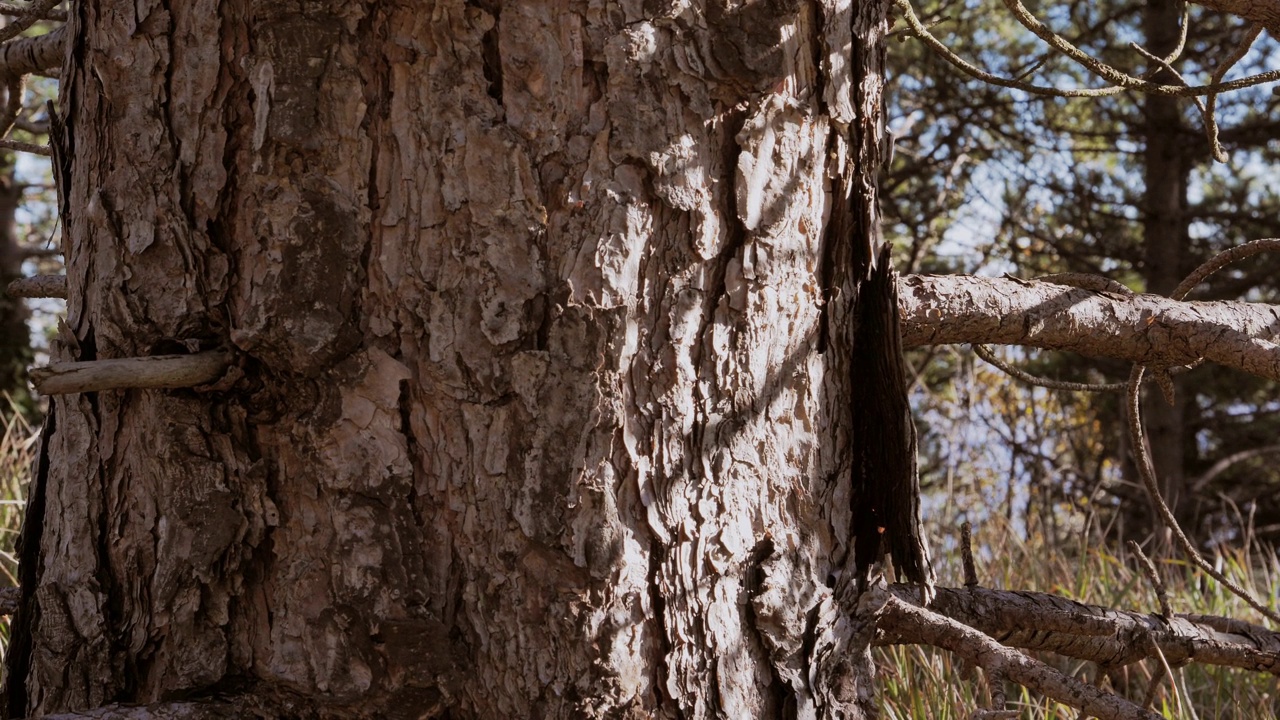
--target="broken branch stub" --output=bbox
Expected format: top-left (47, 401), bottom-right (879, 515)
top-left (30, 351), bottom-right (232, 395)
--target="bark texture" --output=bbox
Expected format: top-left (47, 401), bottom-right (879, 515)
top-left (899, 274), bottom-right (1280, 380)
top-left (5, 2), bottom-right (901, 719)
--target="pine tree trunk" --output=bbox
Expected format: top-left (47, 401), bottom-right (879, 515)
top-left (5, 2), bottom-right (902, 717)
top-left (0, 154), bottom-right (31, 412)
top-left (1140, 0), bottom-right (1192, 534)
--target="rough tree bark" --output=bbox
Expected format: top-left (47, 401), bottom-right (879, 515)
top-left (3, 1), bottom-right (914, 718)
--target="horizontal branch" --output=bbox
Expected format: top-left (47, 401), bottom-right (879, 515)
top-left (0, 24), bottom-right (62, 78)
top-left (877, 583), bottom-right (1280, 676)
top-left (867, 583), bottom-right (1159, 720)
top-left (899, 274), bottom-right (1280, 380)
top-left (1191, 0), bottom-right (1280, 34)
top-left (30, 351), bottom-right (232, 395)
top-left (7, 274), bottom-right (65, 298)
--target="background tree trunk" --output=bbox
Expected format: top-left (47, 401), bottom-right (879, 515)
top-left (1139, 0), bottom-right (1193, 535)
top-left (0, 152), bottom-right (32, 413)
top-left (4, 2), bottom-right (900, 718)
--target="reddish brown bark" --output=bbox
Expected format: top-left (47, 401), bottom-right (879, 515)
top-left (4, 2), bottom-right (896, 718)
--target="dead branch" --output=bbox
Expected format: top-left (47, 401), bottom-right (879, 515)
top-left (899, 274), bottom-right (1280, 381)
top-left (867, 583), bottom-right (1161, 720)
top-left (7, 274), bottom-right (65, 298)
top-left (1191, 0), bottom-right (1280, 34)
top-left (29, 351), bottom-right (232, 395)
top-left (0, 24), bottom-right (62, 79)
top-left (875, 583), bottom-right (1280, 675)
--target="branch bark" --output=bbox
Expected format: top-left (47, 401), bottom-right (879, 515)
top-left (1189, 0), bottom-right (1280, 34)
top-left (0, 25), bottom-right (62, 78)
top-left (6, 274), bottom-right (64, 297)
top-left (877, 583), bottom-right (1280, 676)
top-left (867, 584), bottom-right (1161, 720)
top-left (899, 274), bottom-right (1280, 380)
top-left (29, 351), bottom-right (231, 394)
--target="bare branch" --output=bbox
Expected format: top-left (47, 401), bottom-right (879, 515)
top-left (0, 0), bottom-right (61, 44)
top-left (876, 584), bottom-right (1280, 676)
top-left (30, 351), bottom-right (233, 395)
top-left (973, 343), bottom-right (1126, 392)
top-left (1191, 444), bottom-right (1280, 492)
top-left (0, 1), bottom-right (65, 21)
top-left (7, 274), bottom-right (65, 298)
top-left (1204, 24), bottom-right (1263, 162)
top-left (868, 583), bottom-right (1162, 720)
top-left (1190, 0), bottom-right (1280, 34)
top-left (895, 0), bottom-right (1280, 98)
top-left (0, 24), bottom-right (62, 79)
top-left (1122, 241), bottom-right (1280, 625)
top-left (900, 274), bottom-right (1280, 382)
top-left (1000, 0), bottom-right (1280, 96)
top-left (891, 0), bottom-right (1126, 98)
top-left (0, 136), bottom-right (48, 154)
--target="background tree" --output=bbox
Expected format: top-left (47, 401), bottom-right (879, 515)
top-left (885, 0), bottom-right (1280, 546)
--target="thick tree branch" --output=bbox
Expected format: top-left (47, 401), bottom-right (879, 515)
top-left (877, 584), bottom-right (1280, 676)
top-left (1190, 0), bottom-right (1280, 34)
top-left (6, 274), bottom-right (65, 298)
top-left (899, 274), bottom-right (1280, 380)
top-left (0, 24), bottom-right (62, 78)
top-left (866, 583), bottom-right (1160, 720)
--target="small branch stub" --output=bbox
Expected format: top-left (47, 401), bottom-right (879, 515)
top-left (7, 274), bottom-right (66, 298)
top-left (30, 351), bottom-right (232, 395)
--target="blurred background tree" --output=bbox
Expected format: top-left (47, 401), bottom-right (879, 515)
top-left (884, 0), bottom-right (1280, 549)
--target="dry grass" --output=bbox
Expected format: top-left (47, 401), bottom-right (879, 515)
top-left (0, 400), bottom-right (35, 656)
top-left (877, 515), bottom-right (1280, 719)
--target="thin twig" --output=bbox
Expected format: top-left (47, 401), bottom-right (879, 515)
top-left (0, 136), bottom-right (47, 155)
top-left (895, 0), bottom-right (1280, 99)
top-left (0, 73), bottom-right (24, 138)
top-left (1000, 0), bottom-right (1280, 96)
top-left (1204, 24), bottom-right (1263, 163)
top-left (1122, 239), bottom-right (1280, 625)
top-left (961, 521), bottom-right (979, 588)
top-left (1128, 541), bottom-right (1171, 618)
top-left (973, 344), bottom-right (1126, 393)
top-left (891, 0), bottom-right (1125, 98)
